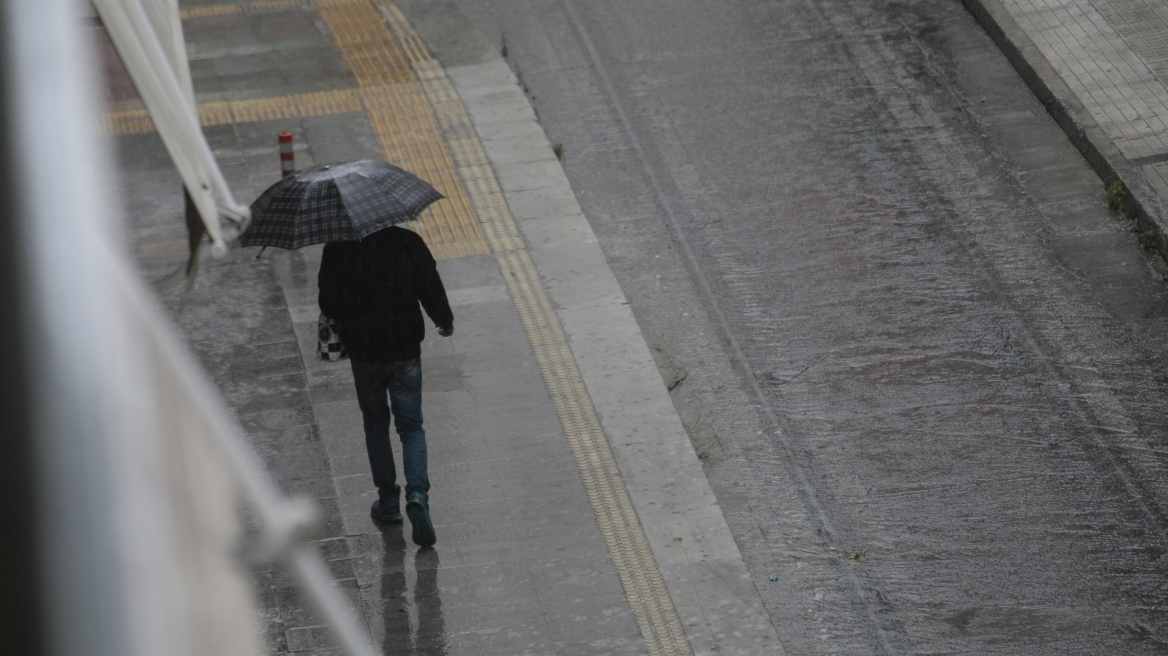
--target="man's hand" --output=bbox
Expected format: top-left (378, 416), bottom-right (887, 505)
top-left (438, 324), bottom-right (454, 337)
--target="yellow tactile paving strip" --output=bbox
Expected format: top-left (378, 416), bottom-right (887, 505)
top-left (374, 0), bottom-right (431, 65)
top-left (315, 0), bottom-right (414, 86)
top-left (358, 83), bottom-right (485, 259)
top-left (498, 248), bottom-right (694, 656)
top-left (105, 89), bottom-right (367, 132)
top-left (180, 0), bottom-right (302, 20)
top-left (230, 95), bottom-right (298, 124)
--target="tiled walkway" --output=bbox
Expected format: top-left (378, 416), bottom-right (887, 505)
top-left (107, 1), bottom-right (781, 654)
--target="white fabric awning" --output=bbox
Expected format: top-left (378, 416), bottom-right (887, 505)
top-left (91, 0), bottom-right (249, 258)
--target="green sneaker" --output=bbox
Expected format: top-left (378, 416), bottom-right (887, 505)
top-left (370, 497), bottom-right (402, 523)
top-left (406, 492), bottom-right (436, 547)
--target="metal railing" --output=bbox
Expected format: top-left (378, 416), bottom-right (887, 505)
top-left (0, 1), bottom-right (375, 654)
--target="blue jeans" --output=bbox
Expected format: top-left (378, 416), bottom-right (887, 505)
top-left (351, 358), bottom-right (429, 499)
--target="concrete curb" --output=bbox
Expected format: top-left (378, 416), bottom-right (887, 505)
top-left (960, 0), bottom-right (1168, 260)
top-left (445, 58), bottom-right (786, 655)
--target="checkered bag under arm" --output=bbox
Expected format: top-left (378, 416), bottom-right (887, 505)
top-left (317, 314), bottom-right (349, 362)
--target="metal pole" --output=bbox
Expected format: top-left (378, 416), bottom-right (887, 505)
top-left (0, 0), bottom-right (45, 648)
top-left (0, 1), bottom-right (133, 654)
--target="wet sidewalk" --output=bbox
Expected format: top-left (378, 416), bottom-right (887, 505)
top-left (105, 1), bottom-right (780, 654)
top-left (964, 0), bottom-right (1168, 256)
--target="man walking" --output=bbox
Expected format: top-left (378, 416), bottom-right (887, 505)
top-left (318, 225), bottom-right (453, 547)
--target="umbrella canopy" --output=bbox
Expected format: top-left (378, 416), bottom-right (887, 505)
top-left (239, 160), bottom-right (444, 249)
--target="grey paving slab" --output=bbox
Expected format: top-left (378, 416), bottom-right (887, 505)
top-left (428, 253), bottom-right (501, 288)
top-left (511, 212), bottom-right (596, 252)
top-left (522, 536), bottom-right (616, 584)
top-left (480, 144), bottom-right (559, 167)
top-left (301, 113), bottom-right (385, 165)
top-left (455, 89), bottom-right (538, 125)
top-left (444, 282), bottom-right (510, 306)
top-left (541, 596), bottom-right (641, 640)
top-left (184, 10), bottom-right (356, 101)
top-left (475, 120), bottom-right (555, 151)
top-left (436, 599), bottom-right (546, 636)
top-left (414, 391), bottom-right (487, 443)
top-left (500, 186), bottom-right (587, 223)
top-left (494, 159), bottom-right (577, 194)
top-left (447, 299), bottom-right (540, 364)
top-left (528, 244), bottom-right (628, 310)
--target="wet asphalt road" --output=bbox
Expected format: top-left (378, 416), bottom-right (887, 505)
top-left (403, 0), bottom-right (1168, 653)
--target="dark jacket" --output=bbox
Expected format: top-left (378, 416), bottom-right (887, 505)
top-left (318, 227), bottom-right (453, 363)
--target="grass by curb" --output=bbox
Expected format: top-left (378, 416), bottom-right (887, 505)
top-left (1106, 179), bottom-right (1162, 252)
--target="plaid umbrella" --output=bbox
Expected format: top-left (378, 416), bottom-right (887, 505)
top-left (238, 160), bottom-right (444, 249)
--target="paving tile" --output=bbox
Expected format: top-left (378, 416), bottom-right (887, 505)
top-left (475, 119), bottom-right (553, 150)
top-left (434, 515), bottom-right (520, 546)
top-left (280, 476), bottom-right (339, 502)
top-left (532, 571), bottom-right (628, 604)
top-left (542, 595), bottom-right (641, 643)
top-left (520, 533), bottom-right (615, 586)
top-left (497, 465), bottom-right (589, 503)
top-left (489, 432), bottom-right (574, 463)
top-left (314, 537), bottom-right (351, 563)
top-left (284, 625), bottom-right (335, 653)
top-left (495, 159), bottom-right (574, 194)
top-left (276, 574), bottom-right (361, 630)
top-left (422, 496), bottom-right (499, 527)
top-left (502, 185), bottom-right (586, 224)
top-left (552, 636), bottom-right (647, 656)
top-left (425, 436), bottom-right (495, 468)
top-left (445, 539), bottom-right (522, 568)
top-left (334, 473), bottom-right (380, 516)
top-left (438, 599), bottom-right (547, 636)
top-left (459, 91), bottom-right (538, 126)
top-left (427, 466), bottom-right (508, 504)
top-left (301, 112), bottom-right (384, 163)
top-left (457, 627), bottom-right (558, 656)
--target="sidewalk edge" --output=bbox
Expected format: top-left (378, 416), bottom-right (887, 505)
top-left (444, 57), bottom-right (786, 656)
top-left (960, 0), bottom-right (1168, 259)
